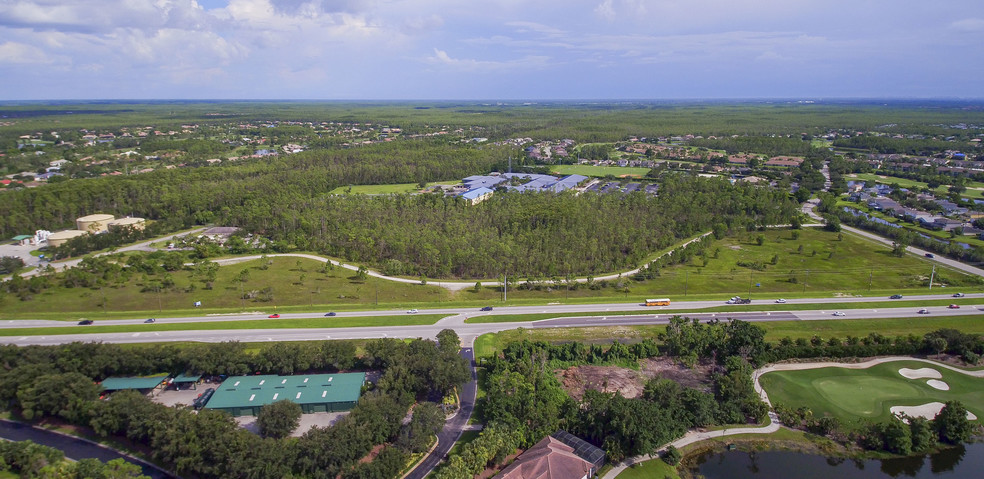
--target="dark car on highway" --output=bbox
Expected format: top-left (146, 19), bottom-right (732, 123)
top-left (145, 318), bottom-right (156, 323)
top-left (325, 312), bottom-right (336, 317)
top-left (481, 306), bottom-right (493, 311)
top-left (890, 294), bottom-right (903, 299)
top-left (78, 319), bottom-right (93, 325)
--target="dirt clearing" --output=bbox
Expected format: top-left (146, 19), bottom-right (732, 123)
top-left (557, 357), bottom-right (717, 400)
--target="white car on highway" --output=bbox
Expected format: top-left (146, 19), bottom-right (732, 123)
top-left (832, 311), bottom-right (846, 316)
top-left (407, 309), bottom-right (418, 314)
top-left (775, 299), bottom-right (787, 304)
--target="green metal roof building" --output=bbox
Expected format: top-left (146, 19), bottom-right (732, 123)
top-left (100, 374), bottom-right (169, 392)
top-left (205, 373), bottom-right (366, 417)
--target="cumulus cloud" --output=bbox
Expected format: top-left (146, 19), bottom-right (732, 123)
top-left (0, 41), bottom-right (52, 64)
top-left (950, 17), bottom-right (984, 32)
top-left (594, 0), bottom-right (615, 21)
top-left (427, 47), bottom-right (548, 71)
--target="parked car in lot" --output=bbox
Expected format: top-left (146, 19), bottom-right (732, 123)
top-left (144, 318), bottom-right (156, 323)
top-left (775, 299), bottom-right (787, 304)
top-left (953, 293), bottom-right (965, 298)
top-left (407, 309), bottom-right (418, 314)
top-left (78, 319), bottom-right (93, 325)
top-left (268, 314), bottom-right (280, 319)
top-left (481, 306), bottom-right (493, 311)
top-left (917, 309), bottom-right (930, 314)
top-left (832, 311), bottom-right (846, 316)
top-left (948, 304), bottom-right (960, 309)
top-left (325, 312), bottom-right (336, 317)
top-left (890, 294), bottom-right (903, 299)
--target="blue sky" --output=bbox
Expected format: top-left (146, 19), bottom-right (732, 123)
top-left (1, 0), bottom-right (982, 100)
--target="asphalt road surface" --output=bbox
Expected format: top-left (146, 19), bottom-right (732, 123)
top-left (3, 303), bottom-right (982, 347)
top-left (404, 346), bottom-right (477, 479)
top-left (4, 292), bottom-right (982, 329)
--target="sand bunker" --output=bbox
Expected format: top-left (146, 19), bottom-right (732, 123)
top-left (926, 379), bottom-right (950, 391)
top-left (899, 368), bottom-right (942, 380)
top-left (891, 402), bottom-right (977, 421)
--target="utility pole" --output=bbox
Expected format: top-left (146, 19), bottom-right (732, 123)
top-left (868, 270), bottom-right (873, 291)
top-left (803, 270), bottom-right (809, 293)
top-left (929, 265), bottom-right (935, 290)
top-left (503, 273), bottom-right (507, 302)
top-left (684, 271), bottom-right (688, 296)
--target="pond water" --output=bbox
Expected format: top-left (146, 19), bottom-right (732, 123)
top-left (692, 442), bottom-right (984, 479)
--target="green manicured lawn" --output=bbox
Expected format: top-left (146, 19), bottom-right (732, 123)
top-left (448, 430), bottom-right (480, 457)
top-left (473, 315), bottom-right (984, 358)
top-left (757, 315), bottom-right (984, 341)
top-left (0, 256), bottom-right (450, 317)
top-left (839, 200), bottom-right (984, 248)
top-left (615, 459), bottom-right (680, 479)
top-left (760, 360), bottom-right (984, 426)
top-left (0, 314), bottom-right (446, 336)
top-left (328, 181), bottom-right (458, 195)
top-left (848, 173), bottom-right (984, 200)
top-left (550, 164), bottom-right (653, 178)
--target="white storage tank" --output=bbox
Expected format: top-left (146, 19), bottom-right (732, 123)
top-left (108, 217), bottom-right (146, 231)
top-left (76, 214), bottom-right (115, 233)
top-left (48, 230), bottom-right (87, 247)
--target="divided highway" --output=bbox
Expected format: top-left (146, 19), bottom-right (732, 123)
top-left (1, 294), bottom-right (981, 346)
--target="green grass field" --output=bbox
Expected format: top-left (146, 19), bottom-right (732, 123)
top-left (847, 173), bottom-right (984, 200)
top-left (550, 164), bottom-right (653, 178)
top-left (458, 227), bottom-right (981, 303)
top-left (328, 181), bottom-right (458, 195)
top-left (0, 314), bottom-right (446, 337)
top-left (759, 360), bottom-right (984, 426)
top-left (0, 256), bottom-right (450, 318)
top-left (615, 458), bottom-right (680, 479)
top-left (473, 315), bottom-right (984, 358)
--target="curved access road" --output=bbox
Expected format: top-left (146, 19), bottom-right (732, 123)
top-left (0, 419), bottom-right (175, 478)
top-left (403, 344), bottom-right (478, 479)
top-left (801, 200), bottom-right (984, 277)
top-left (204, 232), bottom-right (714, 292)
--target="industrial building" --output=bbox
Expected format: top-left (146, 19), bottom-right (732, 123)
top-left (108, 217), bottom-right (146, 231)
top-left (47, 229), bottom-right (87, 247)
top-left (204, 372), bottom-right (366, 417)
top-left (76, 214), bottom-right (115, 233)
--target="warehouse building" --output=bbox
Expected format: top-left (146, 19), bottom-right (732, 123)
top-left (99, 374), bottom-right (169, 396)
top-left (205, 372), bottom-right (366, 417)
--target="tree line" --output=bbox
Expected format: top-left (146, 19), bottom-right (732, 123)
top-left (0, 439), bottom-right (149, 479)
top-left (0, 333), bottom-right (471, 479)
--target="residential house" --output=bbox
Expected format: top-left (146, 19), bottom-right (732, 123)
top-left (494, 431), bottom-right (605, 479)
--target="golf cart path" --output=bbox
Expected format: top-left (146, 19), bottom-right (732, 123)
top-left (605, 356), bottom-right (983, 479)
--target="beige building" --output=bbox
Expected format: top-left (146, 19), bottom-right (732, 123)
top-left (48, 230), bottom-right (87, 247)
top-left (76, 214), bottom-right (115, 233)
top-left (109, 217), bottom-right (146, 231)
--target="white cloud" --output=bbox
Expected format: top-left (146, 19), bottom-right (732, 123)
top-left (427, 47), bottom-right (548, 71)
top-left (0, 41), bottom-right (52, 64)
top-left (951, 18), bottom-right (984, 32)
top-left (594, 0), bottom-right (615, 21)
